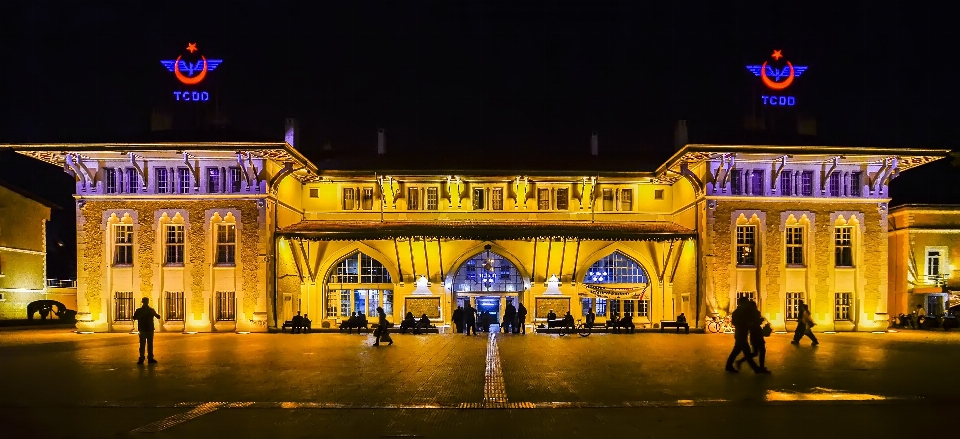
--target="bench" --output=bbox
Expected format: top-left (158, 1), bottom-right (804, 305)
top-left (339, 322), bottom-right (370, 333)
top-left (660, 320), bottom-right (689, 333)
top-left (281, 320), bottom-right (312, 333)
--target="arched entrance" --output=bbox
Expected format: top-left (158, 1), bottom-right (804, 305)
top-left (324, 251), bottom-right (394, 321)
top-left (451, 246), bottom-right (525, 332)
top-left (580, 251), bottom-right (651, 323)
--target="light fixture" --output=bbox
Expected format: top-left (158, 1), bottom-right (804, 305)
top-left (77, 331), bottom-right (94, 334)
top-left (237, 331), bottom-right (250, 334)
top-left (823, 331), bottom-right (836, 334)
top-left (871, 331), bottom-right (885, 334)
top-left (887, 329), bottom-right (898, 333)
top-left (183, 331), bottom-right (198, 334)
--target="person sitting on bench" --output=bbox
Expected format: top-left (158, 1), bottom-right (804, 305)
top-left (586, 309), bottom-right (596, 328)
top-left (619, 313), bottom-right (635, 334)
top-left (292, 312), bottom-right (303, 334)
top-left (357, 312), bottom-right (369, 333)
top-left (340, 312), bottom-right (358, 333)
top-left (563, 311), bottom-right (575, 332)
top-left (610, 314), bottom-right (620, 333)
top-left (301, 314), bottom-right (312, 333)
top-left (676, 313), bottom-right (687, 325)
top-left (400, 312), bottom-right (417, 334)
top-left (415, 314), bottom-right (431, 334)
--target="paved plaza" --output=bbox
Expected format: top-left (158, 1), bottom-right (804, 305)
top-left (2, 328), bottom-right (959, 438)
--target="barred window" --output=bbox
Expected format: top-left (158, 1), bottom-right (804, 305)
top-left (636, 298), bottom-right (650, 317)
top-left (114, 291), bottom-right (134, 321)
top-left (426, 187), bottom-right (438, 210)
top-left (736, 225), bottom-right (756, 266)
top-left (105, 168), bottom-right (118, 194)
top-left (361, 188), bottom-right (374, 210)
top-left (785, 292), bottom-right (804, 320)
top-left (595, 298), bottom-right (607, 317)
top-left (230, 167), bottom-right (243, 193)
top-left (216, 291), bottom-right (236, 321)
top-left (164, 291), bottom-right (184, 321)
top-left (584, 251), bottom-right (649, 284)
top-left (491, 188), bottom-right (503, 210)
top-left (780, 170), bottom-right (792, 196)
top-left (114, 224), bottom-right (134, 265)
top-left (731, 170), bottom-right (743, 195)
top-left (538, 188), bottom-right (550, 210)
top-left (602, 189), bottom-right (614, 211)
top-left (126, 168), bottom-right (139, 193)
top-left (850, 172), bottom-right (862, 197)
top-left (473, 188), bottom-right (485, 210)
top-left (556, 188), bottom-right (569, 210)
top-left (342, 188), bottom-right (356, 210)
top-left (829, 171), bottom-right (841, 197)
top-left (408, 187), bottom-right (420, 210)
top-left (785, 226), bottom-right (804, 265)
top-left (207, 167), bottom-right (221, 193)
top-left (451, 250), bottom-right (524, 292)
top-left (165, 224), bottom-right (185, 265)
top-left (216, 224), bottom-right (236, 265)
top-left (750, 171), bottom-right (764, 196)
top-left (835, 226), bottom-right (853, 267)
top-left (737, 291), bottom-right (757, 303)
top-left (178, 168), bottom-right (191, 194)
top-left (835, 292), bottom-right (852, 321)
top-left (801, 171), bottom-right (813, 196)
top-left (156, 168), bottom-right (169, 194)
top-left (329, 252), bottom-right (392, 284)
top-left (620, 189), bottom-right (633, 211)
top-left (609, 299), bottom-right (621, 318)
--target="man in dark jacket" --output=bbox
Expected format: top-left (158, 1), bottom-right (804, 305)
top-left (133, 297), bottom-right (161, 364)
top-left (464, 303), bottom-right (477, 335)
top-left (516, 302), bottom-right (528, 334)
top-left (452, 306), bottom-right (464, 334)
top-left (503, 301), bottom-right (517, 333)
top-left (725, 297), bottom-right (766, 374)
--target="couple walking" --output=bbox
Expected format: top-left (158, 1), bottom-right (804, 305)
top-left (725, 297), bottom-right (770, 374)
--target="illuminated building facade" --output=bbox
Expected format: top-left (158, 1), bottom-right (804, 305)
top-left (888, 205), bottom-right (960, 318)
top-left (4, 137), bottom-right (949, 332)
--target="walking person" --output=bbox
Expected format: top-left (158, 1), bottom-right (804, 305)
top-left (725, 297), bottom-right (766, 374)
top-left (464, 302), bottom-right (477, 335)
top-left (373, 306), bottom-right (392, 346)
top-left (735, 300), bottom-right (770, 373)
top-left (791, 301), bottom-right (819, 346)
top-left (133, 297), bottom-right (161, 364)
top-left (503, 300), bottom-right (517, 334)
top-left (516, 302), bottom-right (527, 334)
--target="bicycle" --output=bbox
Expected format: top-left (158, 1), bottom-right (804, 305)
top-left (557, 319), bottom-right (591, 337)
top-left (707, 314), bottom-right (734, 333)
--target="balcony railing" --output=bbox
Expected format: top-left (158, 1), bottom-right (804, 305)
top-left (46, 279), bottom-right (77, 288)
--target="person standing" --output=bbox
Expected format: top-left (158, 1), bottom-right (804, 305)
top-left (586, 308), bottom-right (596, 329)
top-left (373, 306), bottom-right (392, 346)
top-left (464, 302), bottom-right (477, 335)
top-left (453, 306), bottom-right (464, 334)
top-left (133, 297), bottom-right (161, 364)
top-left (915, 304), bottom-right (927, 329)
top-left (516, 302), bottom-right (528, 334)
top-left (725, 297), bottom-right (766, 373)
top-left (791, 302), bottom-right (819, 346)
top-left (503, 300), bottom-right (517, 334)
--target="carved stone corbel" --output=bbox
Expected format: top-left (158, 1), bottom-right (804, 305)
top-left (679, 161), bottom-right (704, 196)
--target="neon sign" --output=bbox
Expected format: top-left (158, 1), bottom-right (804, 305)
top-left (160, 43), bottom-right (222, 102)
top-left (745, 50), bottom-right (807, 106)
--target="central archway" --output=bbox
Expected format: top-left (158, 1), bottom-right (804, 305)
top-left (581, 251), bottom-right (651, 321)
top-left (450, 247), bottom-right (525, 332)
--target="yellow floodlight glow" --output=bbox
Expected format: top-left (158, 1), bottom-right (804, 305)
top-left (887, 329), bottom-right (899, 333)
top-left (766, 389), bottom-right (891, 402)
top-left (774, 331), bottom-right (787, 334)
top-left (237, 331), bottom-right (250, 334)
top-left (871, 331), bottom-right (885, 334)
top-left (77, 331), bottom-right (94, 334)
top-left (823, 331), bottom-right (836, 334)
top-left (183, 331), bottom-right (198, 334)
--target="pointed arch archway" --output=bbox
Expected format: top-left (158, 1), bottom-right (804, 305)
top-left (579, 248), bottom-right (655, 322)
top-left (323, 250), bottom-right (396, 320)
top-left (449, 245), bottom-right (527, 331)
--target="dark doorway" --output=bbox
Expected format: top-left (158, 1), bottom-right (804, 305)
top-left (476, 296), bottom-right (500, 332)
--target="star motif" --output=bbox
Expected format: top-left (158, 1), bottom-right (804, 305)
top-left (771, 50), bottom-right (783, 60)
top-left (186, 43), bottom-right (198, 53)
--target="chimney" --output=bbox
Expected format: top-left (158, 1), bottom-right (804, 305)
top-left (377, 128), bottom-right (386, 155)
top-left (590, 132), bottom-right (599, 156)
top-left (284, 118), bottom-right (300, 149)
top-left (673, 120), bottom-right (688, 151)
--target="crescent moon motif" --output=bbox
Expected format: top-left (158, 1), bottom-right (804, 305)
top-left (173, 55), bottom-right (208, 85)
top-left (761, 61), bottom-right (794, 90)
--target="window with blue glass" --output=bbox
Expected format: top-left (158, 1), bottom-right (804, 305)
top-left (326, 252), bottom-right (393, 318)
top-left (583, 251), bottom-right (649, 284)
top-left (452, 250), bottom-right (524, 292)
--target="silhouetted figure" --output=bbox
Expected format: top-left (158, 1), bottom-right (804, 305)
top-left (415, 314), bottom-right (431, 334)
top-left (400, 312), bottom-right (417, 334)
top-left (610, 314), bottom-right (621, 333)
top-left (563, 311), bottom-right (575, 333)
top-left (586, 309), bottom-right (596, 328)
top-left (373, 306), bottom-right (392, 346)
top-left (547, 309), bottom-right (557, 321)
top-left (676, 313), bottom-right (687, 325)
top-left (735, 300), bottom-right (769, 372)
top-left (292, 311), bottom-right (303, 334)
top-left (618, 313), bottom-right (635, 334)
top-left (791, 301), bottom-right (819, 345)
top-left (464, 303), bottom-right (477, 335)
top-left (357, 312), bottom-right (369, 334)
top-left (341, 312), bottom-right (358, 333)
top-left (914, 304), bottom-right (926, 329)
top-left (302, 314), bottom-right (312, 333)
top-left (517, 302), bottom-right (527, 334)
top-left (725, 297), bottom-right (765, 373)
top-left (480, 311), bottom-right (492, 332)
top-left (503, 301), bottom-right (517, 333)
top-left (453, 306), bottom-right (464, 333)
top-left (133, 297), bottom-right (161, 364)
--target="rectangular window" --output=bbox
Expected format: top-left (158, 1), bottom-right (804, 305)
top-left (164, 291), bottom-right (184, 321)
top-left (491, 188), bottom-right (503, 210)
top-left (595, 298), bottom-right (607, 317)
top-left (114, 292), bottom-right (134, 321)
top-left (609, 299), bottom-right (621, 318)
top-left (207, 168), bottom-right (221, 193)
top-left (654, 189), bottom-right (664, 200)
top-left (850, 172), bottom-right (862, 197)
top-left (538, 188), bottom-right (550, 210)
top-left (581, 298), bottom-right (592, 316)
top-left (216, 224), bottom-right (236, 265)
top-left (327, 290), bottom-right (340, 318)
top-left (731, 170), bottom-right (743, 195)
top-left (736, 225), bottom-right (756, 266)
top-left (126, 168), bottom-right (139, 193)
top-left (737, 291), bottom-right (757, 304)
top-left (309, 188), bottom-right (319, 198)
top-left (229, 167), bottom-right (243, 193)
top-left (926, 248), bottom-right (944, 284)
top-left (834, 227), bottom-right (853, 267)
top-left (165, 224), bottom-right (185, 265)
top-left (779, 171), bottom-right (792, 196)
top-left (340, 290), bottom-right (350, 317)
top-left (620, 189), bottom-right (633, 211)
top-left (473, 188), bottom-right (485, 210)
top-left (785, 292), bottom-right (804, 320)
top-left (178, 168), bottom-right (191, 194)
top-left (408, 187), bottom-right (420, 210)
top-left (835, 292), bottom-right (852, 321)
top-left (750, 171), bottom-right (764, 196)
top-left (637, 299), bottom-right (650, 318)
top-left (353, 290), bottom-right (366, 315)
top-left (114, 224), bottom-right (133, 265)
top-left (426, 187), bottom-right (439, 210)
top-left (785, 226), bottom-right (804, 265)
top-left (801, 171), bottom-right (813, 196)
top-left (624, 300), bottom-right (635, 317)
top-left (216, 291), bottom-right (236, 321)
top-left (556, 188), bottom-right (569, 210)
top-left (602, 189), bottom-right (614, 211)
top-left (829, 171), bottom-right (841, 197)
top-left (342, 188), bottom-right (356, 210)
top-left (156, 168), bottom-right (169, 194)
top-left (361, 188), bottom-right (374, 210)
top-left (105, 168), bottom-right (118, 194)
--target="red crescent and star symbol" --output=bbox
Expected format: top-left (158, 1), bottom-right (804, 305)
top-left (745, 50), bottom-right (808, 107)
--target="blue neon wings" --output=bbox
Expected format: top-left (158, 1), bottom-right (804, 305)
top-left (160, 59), bottom-right (223, 74)
top-left (745, 64), bottom-right (808, 78)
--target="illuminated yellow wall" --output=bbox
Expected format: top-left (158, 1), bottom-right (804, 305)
top-left (888, 206), bottom-right (960, 317)
top-left (0, 185), bottom-right (51, 319)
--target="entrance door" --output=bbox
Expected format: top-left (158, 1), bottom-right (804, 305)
top-left (927, 294), bottom-right (945, 316)
top-left (476, 296), bottom-right (501, 331)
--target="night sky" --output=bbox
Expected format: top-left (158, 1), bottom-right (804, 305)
top-left (1, 0), bottom-right (958, 279)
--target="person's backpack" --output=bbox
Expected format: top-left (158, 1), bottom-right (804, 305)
top-left (761, 322), bottom-right (772, 337)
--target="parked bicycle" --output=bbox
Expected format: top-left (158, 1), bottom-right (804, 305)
top-left (558, 318), bottom-right (591, 337)
top-left (706, 314), bottom-right (734, 333)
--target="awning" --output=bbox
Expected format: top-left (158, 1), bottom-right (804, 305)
top-left (278, 220), bottom-right (696, 242)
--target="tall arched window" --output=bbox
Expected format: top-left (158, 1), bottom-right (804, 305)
top-left (326, 252), bottom-right (393, 318)
top-left (582, 251), bottom-right (651, 319)
top-left (451, 250), bottom-right (524, 292)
